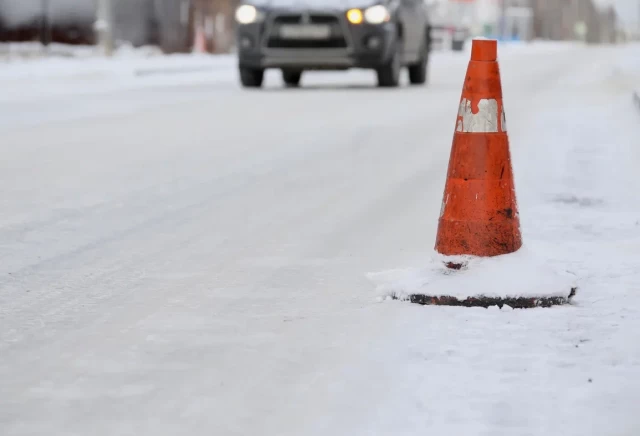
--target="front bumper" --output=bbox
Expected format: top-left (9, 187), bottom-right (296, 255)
top-left (236, 10), bottom-right (397, 70)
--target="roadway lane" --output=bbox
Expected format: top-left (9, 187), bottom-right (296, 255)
top-left (0, 44), bottom-right (631, 435)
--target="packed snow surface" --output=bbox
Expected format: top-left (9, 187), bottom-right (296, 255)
top-left (368, 245), bottom-right (578, 301)
top-left (0, 41), bottom-right (639, 436)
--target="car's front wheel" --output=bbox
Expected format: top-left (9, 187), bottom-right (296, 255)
top-left (376, 41), bottom-right (401, 88)
top-left (282, 69), bottom-right (302, 88)
top-left (452, 39), bottom-right (465, 52)
top-left (239, 66), bottom-right (264, 88)
top-left (408, 37), bottom-right (429, 85)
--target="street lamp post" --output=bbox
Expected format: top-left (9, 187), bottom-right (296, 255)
top-left (40, 0), bottom-right (51, 47)
top-left (500, 0), bottom-right (508, 41)
top-left (95, 0), bottom-right (114, 56)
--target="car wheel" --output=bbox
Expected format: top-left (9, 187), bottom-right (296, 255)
top-left (239, 66), bottom-right (264, 88)
top-left (282, 69), bottom-right (302, 88)
top-left (408, 38), bottom-right (429, 85)
top-left (376, 41), bottom-right (401, 88)
top-left (452, 39), bottom-right (465, 52)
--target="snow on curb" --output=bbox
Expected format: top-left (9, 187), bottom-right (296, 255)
top-left (0, 53), bottom-right (235, 82)
top-left (0, 49), bottom-right (237, 103)
top-left (0, 41), bottom-right (236, 83)
top-left (367, 244), bottom-right (577, 303)
top-left (0, 42), bottom-right (104, 59)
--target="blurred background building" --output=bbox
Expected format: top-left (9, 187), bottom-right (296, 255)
top-left (530, 0), bottom-right (620, 43)
top-left (0, 0), bottom-right (237, 53)
top-left (427, 0), bottom-right (624, 43)
top-left (0, 0), bottom-right (631, 55)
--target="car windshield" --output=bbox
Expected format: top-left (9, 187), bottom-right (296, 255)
top-left (252, 0), bottom-right (372, 7)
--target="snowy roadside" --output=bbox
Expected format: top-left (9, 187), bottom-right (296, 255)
top-left (0, 51), bottom-right (235, 81)
top-left (371, 42), bottom-right (640, 307)
top-left (0, 41), bottom-right (143, 60)
top-left (606, 42), bottom-right (640, 110)
top-left (358, 44), bottom-right (640, 435)
top-left (372, 87), bottom-right (640, 307)
top-left (0, 42), bottom-right (236, 102)
top-left (0, 41), bottom-right (236, 75)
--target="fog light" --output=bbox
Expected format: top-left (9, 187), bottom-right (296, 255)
top-left (367, 36), bottom-right (381, 49)
top-left (241, 36), bottom-right (253, 49)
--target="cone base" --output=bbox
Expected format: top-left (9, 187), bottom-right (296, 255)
top-left (403, 288), bottom-right (577, 309)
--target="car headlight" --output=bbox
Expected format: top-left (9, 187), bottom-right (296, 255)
top-left (364, 5), bottom-right (390, 24)
top-left (235, 5), bottom-right (262, 24)
top-left (346, 8), bottom-right (364, 24)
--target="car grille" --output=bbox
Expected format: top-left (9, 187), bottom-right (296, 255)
top-left (273, 14), bottom-right (339, 25)
top-left (266, 36), bottom-right (348, 49)
top-left (265, 13), bottom-right (348, 49)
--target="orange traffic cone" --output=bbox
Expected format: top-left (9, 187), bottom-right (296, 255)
top-left (434, 39), bottom-right (522, 258)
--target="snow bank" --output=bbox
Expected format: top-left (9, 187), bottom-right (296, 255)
top-left (0, 41), bottom-right (164, 61)
top-left (0, 42), bottom-right (234, 80)
top-left (0, 42), bottom-right (98, 60)
top-left (0, 42), bottom-right (236, 102)
top-left (0, 51), bottom-right (232, 79)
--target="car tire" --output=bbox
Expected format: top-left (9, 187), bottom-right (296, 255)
top-left (282, 69), bottom-right (302, 87)
top-left (239, 66), bottom-right (264, 88)
top-left (408, 36), bottom-right (429, 85)
top-left (452, 39), bottom-right (465, 52)
top-left (376, 40), bottom-right (401, 88)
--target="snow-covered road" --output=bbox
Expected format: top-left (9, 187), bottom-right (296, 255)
top-left (1, 43), bottom-right (640, 436)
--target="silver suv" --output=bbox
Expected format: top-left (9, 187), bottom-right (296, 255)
top-left (234, 0), bottom-right (432, 88)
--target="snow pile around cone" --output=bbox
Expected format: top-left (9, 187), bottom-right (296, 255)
top-left (367, 245), bottom-right (578, 308)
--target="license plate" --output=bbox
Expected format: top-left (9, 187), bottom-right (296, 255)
top-left (279, 24), bottom-right (331, 40)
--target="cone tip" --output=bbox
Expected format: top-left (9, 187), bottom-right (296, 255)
top-left (470, 38), bottom-right (498, 62)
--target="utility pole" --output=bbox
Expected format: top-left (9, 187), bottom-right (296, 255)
top-left (499, 0), bottom-right (507, 41)
top-left (40, 0), bottom-right (51, 48)
top-left (95, 0), bottom-right (114, 57)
